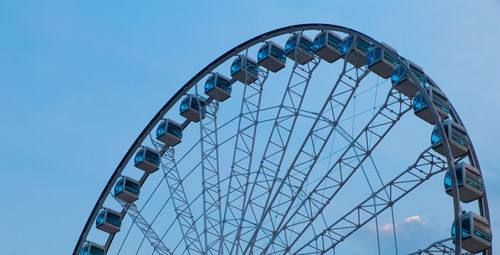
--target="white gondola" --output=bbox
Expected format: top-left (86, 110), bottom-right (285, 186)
top-left (444, 162), bottom-right (484, 203)
top-left (179, 94), bottom-right (206, 122)
top-left (431, 119), bottom-right (469, 158)
top-left (285, 33), bottom-right (314, 65)
top-left (114, 176), bottom-right (140, 203)
top-left (134, 146), bottom-right (160, 173)
top-left (391, 60), bottom-right (426, 98)
top-left (96, 208), bottom-right (122, 234)
top-left (313, 31), bottom-right (343, 63)
top-left (367, 42), bottom-right (398, 78)
top-left (156, 119), bottom-right (183, 146)
top-left (205, 73), bottom-right (232, 102)
top-left (257, 41), bottom-right (286, 72)
top-left (413, 86), bottom-right (450, 124)
top-left (231, 55), bottom-right (259, 84)
top-left (339, 35), bottom-right (373, 68)
top-left (452, 212), bottom-right (492, 253)
top-left (80, 241), bottom-right (106, 255)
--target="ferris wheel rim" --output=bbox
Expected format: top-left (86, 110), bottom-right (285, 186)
top-left (74, 23), bottom-right (490, 255)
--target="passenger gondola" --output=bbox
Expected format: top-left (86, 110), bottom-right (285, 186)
top-left (257, 41), bottom-right (286, 72)
top-left (339, 35), bottom-right (373, 68)
top-left (205, 73), bottom-right (232, 101)
top-left (413, 86), bottom-right (450, 124)
top-left (452, 212), bottom-right (492, 253)
top-left (114, 176), bottom-right (140, 203)
top-left (367, 42), bottom-right (398, 78)
top-left (96, 208), bottom-right (122, 234)
top-left (285, 33), bottom-right (314, 65)
top-left (313, 31), bottom-right (343, 63)
top-left (179, 94), bottom-right (206, 122)
top-left (80, 241), bottom-right (105, 255)
top-left (134, 146), bottom-right (160, 173)
top-left (431, 119), bottom-right (469, 158)
top-left (156, 119), bottom-right (183, 146)
top-left (391, 60), bottom-right (426, 98)
top-left (231, 55), bottom-right (259, 84)
top-left (444, 162), bottom-right (484, 203)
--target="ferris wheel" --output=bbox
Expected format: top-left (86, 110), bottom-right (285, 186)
top-left (74, 24), bottom-right (492, 255)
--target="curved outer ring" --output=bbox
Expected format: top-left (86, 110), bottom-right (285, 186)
top-left (74, 23), bottom-right (490, 254)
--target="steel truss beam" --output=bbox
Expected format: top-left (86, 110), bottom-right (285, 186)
top-left (253, 54), bottom-right (370, 254)
top-left (409, 238), bottom-right (472, 255)
top-left (294, 147), bottom-right (448, 254)
top-left (198, 98), bottom-right (224, 255)
top-left (138, 107), bottom-right (335, 254)
top-left (113, 196), bottom-right (172, 255)
top-left (221, 70), bottom-right (268, 254)
top-left (233, 47), bottom-right (321, 254)
top-left (260, 88), bottom-right (412, 254)
top-left (158, 147), bottom-right (204, 254)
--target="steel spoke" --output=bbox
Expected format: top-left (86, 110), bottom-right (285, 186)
top-left (294, 147), bottom-right (448, 254)
top-left (198, 98), bottom-right (224, 254)
top-left (265, 89), bottom-right (411, 253)
top-left (160, 147), bottom-right (204, 254)
top-left (113, 195), bottom-right (173, 255)
top-left (233, 43), bottom-right (321, 254)
top-left (256, 55), bottom-right (370, 254)
top-left (408, 238), bottom-right (473, 255)
top-left (221, 69), bottom-right (268, 253)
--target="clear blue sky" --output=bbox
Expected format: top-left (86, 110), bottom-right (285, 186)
top-left (1, 1), bottom-right (499, 254)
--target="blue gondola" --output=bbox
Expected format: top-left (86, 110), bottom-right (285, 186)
top-left (391, 60), bottom-right (426, 98)
top-left (413, 86), bottom-right (450, 124)
top-left (313, 31), bottom-right (343, 63)
top-left (134, 146), bottom-right (160, 173)
top-left (444, 162), bottom-right (484, 203)
top-left (257, 41), bottom-right (286, 72)
top-left (114, 176), bottom-right (140, 203)
top-left (431, 119), bottom-right (469, 158)
top-left (96, 208), bottom-right (122, 234)
top-left (180, 94), bottom-right (206, 122)
top-left (205, 73), bottom-right (232, 102)
top-left (80, 241), bottom-right (105, 255)
top-left (452, 212), bottom-right (492, 253)
top-left (367, 42), bottom-right (398, 78)
top-left (156, 119), bottom-right (183, 146)
top-left (285, 33), bottom-right (314, 65)
top-left (339, 35), bottom-right (373, 68)
top-left (231, 55), bottom-right (259, 84)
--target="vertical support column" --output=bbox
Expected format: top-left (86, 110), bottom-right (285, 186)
top-left (221, 70), bottom-right (268, 253)
top-left (199, 99), bottom-right (224, 255)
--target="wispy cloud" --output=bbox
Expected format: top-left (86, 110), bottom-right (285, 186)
top-left (404, 215), bottom-right (421, 223)
top-left (370, 215), bottom-right (423, 232)
top-left (380, 223), bottom-right (393, 231)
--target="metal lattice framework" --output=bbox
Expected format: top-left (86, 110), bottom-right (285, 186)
top-left (74, 24), bottom-right (491, 255)
top-left (112, 195), bottom-right (172, 255)
top-left (158, 146), bottom-right (203, 254)
top-left (294, 147), bottom-right (448, 254)
top-left (235, 50), bottom-right (321, 254)
top-left (408, 238), bottom-right (473, 255)
top-left (221, 68), bottom-right (268, 254)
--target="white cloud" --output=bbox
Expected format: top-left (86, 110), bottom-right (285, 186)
top-left (404, 215), bottom-right (421, 223)
top-left (380, 223), bottom-right (393, 231)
